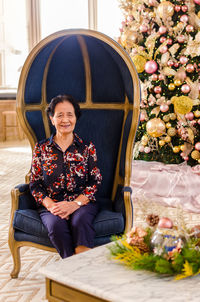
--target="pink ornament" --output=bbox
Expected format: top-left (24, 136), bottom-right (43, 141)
top-left (181, 84), bottom-right (191, 93)
top-left (159, 26), bottom-right (167, 35)
top-left (186, 25), bottom-right (194, 32)
top-left (159, 74), bottom-right (164, 81)
top-left (195, 142), bottom-right (200, 151)
top-left (160, 45), bottom-right (168, 54)
top-left (167, 60), bottom-right (174, 67)
top-left (185, 112), bottom-right (194, 120)
top-left (152, 74), bottom-right (158, 81)
top-left (182, 5), bottom-right (188, 12)
top-left (144, 146), bottom-right (151, 153)
top-left (140, 112), bottom-right (146, 121)
top-left (140, 24), bottom-right (148, 32)
top-left (198, 119), bottom-right (200, 125)
top-left (191, 120), bottom-right (197, 126)
top-left (145, 60), bottom-right (158, 74)
top-left (177, 35), bottom-right (185, 43)
top-left (186, 64), bottom-right (194, 73)
top-left (160, 36), bottom-right (166, 43)
top-left (174, 62), bottom-right (179, 68)
top-left (167, 38), bottom-right (173, 45)
top-left (160, 104), bottom-right (169, 112)
top-left (158, 217), bottom-right (173, 229)
top-left (179, 56), bottom-right (188, 64)
top-left (180, 14), bottom-right (189, 23)
top-left (183, 156), bottom-right (189, 161)
top-left (175, 5), bottom-right (181, 11)
top-left (154, 86), bottom-right (162, 94)
top-left (139, 145), bottom-right (144, 152)
top-left (194, 0), bottom-right (200, 4)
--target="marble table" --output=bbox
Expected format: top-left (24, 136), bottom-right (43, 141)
top-left (40, 243), bottom-right (200, 302)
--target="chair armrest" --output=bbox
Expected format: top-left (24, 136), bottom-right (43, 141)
top-left (11, 184), bottom-right (36, 211)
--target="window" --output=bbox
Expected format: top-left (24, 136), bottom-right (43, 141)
top-left (0, 0), bottom-right (122, 92)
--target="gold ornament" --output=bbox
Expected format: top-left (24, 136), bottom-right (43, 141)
top-left (191, 150), bottom-right (200, 160)
top-left (121, 30), bottom-right (138, 48)
top-left (174, 79), bottom-right (182, 86)
top-left (194, 110), bottom-right (200, 118)
top-left (167, 127), bottom-right (176, 136)
top-left (159, 140), bottom-right (165, 146)
top-left (165, 135), bottom-right (171, 143)
top-left (169, 113), bottom-right (177, 120)
top-left (166, 122), bottom-right (172, 128)
top-left (180, 145), bottom-right (185, 152)
top-left (157, 1), bottom-right (174, 19)
top-left (171, 96), bottom-right (193, 115)
top-left (163, 115), bottom-right (170, 122)
top-left (146, 118), bottom-right (166, 137)
top-left (141, 135), bottom-right (149, 146)
top-left (131, 54), bottom-right (146, 73)
top-left (173, 146), bottom-right (180, 153)
top-left (168, 83), bottom-right (176, 91)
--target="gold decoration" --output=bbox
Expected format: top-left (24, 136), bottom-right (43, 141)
top-left (194, 110), bottom-right (200, 118)
top-left (187, 128), bottom-right (194, 144)
top-left (163, 115), bottom-right (170, 122)
top-left (146, 118), bottom-right (166, 137)
top-left (170, 113), bottom-right (177, 120)
top-left (166, 122), bottom-right (172, 128)
top-left (180, 145), bottom-right (185, 152)
top-left (159, 140), bottom-right (165, 146)
top-left (167, 127), bottom-right (176, 136)
top-left (191, 150), bottom-right (200, 160)
top-left (173, 146), bottom-right (180, 153)
top-left (141, 135), bottom-right (149, 146)
top-left (157, 1), bottom-right (174, 19)
top-left (174, 79), bottom-right (182, 86)
top-left (171, 96), bottom-right (193, 115)
top-left (121, 30), bottom-right (138, 48)
top-left (131, 54), bottom-right (146, 73)
top-left (168, 83), bottom-right (176, 91)
top-left (165, 135), bottom-right (171, 143)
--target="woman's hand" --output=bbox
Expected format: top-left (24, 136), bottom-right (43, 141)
top-left (50, 201), bottom-right (79, 219)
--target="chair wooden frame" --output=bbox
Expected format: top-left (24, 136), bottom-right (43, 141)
top-left (8, 29), bottom-right (140, 278)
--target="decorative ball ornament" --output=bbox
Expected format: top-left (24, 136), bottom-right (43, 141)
top-left (154, 86), bottom-right (162, 94)
top-left (159, 140), bottom-right (165, 146)
top-left (170, 113), bottom-right (177, 120)
top-left (180, 145), bottom-right (185, 151)
top-left (191, 150), bottom-right (200, 160)
top-left (167, 127), bottom-right (176, 136)
top-left (131, 55), bottom-right (147, 73)
top-left (165, 135), bottom-right (171, 142)
top-left (185, 112), bottom-right (194, 120)
top-left (179, 56), bottom-right (188, 64)
top-left (163, 115), bottom-right (170, 122)
top-left (186, 25), bottom-right (194, 32)
top-left (159, 26), bottom-right (167, 34)
top-left (182, 5), bottom-right (188, 12)
top-left (181, 84), bottom-right (191, 94)
top-left (168, 83), bottom-right (176, 91)
top-left (195, 143), bottom-right (200, 151)
top-left (167, 38), bottom-right (173, 45)
top-left (167, 60), bottom-right (174, 67)
top-left (158, 74), bottom-right (164, 81)
top-left (157, 2), bottom-right (174, 19)
top-left (174, 79), bottom-right (182, 86)
top-left (146, 118), bottom-right (166, 137)
top-left (173, 146), bottom-right (180, 153)
top-left (152, 74), bottom-right (158, 81)
top-left (160, 104), bottom-right (169, 112)
top-left (160, 45), bottom-right (168, 53)
top-left (194, 110), bottom-right (200, 118)
top-left (180, 15), bottom-right (189, 23)
top-left (177, 35), bottom-right (185, 43)
top-left (144, 146), bottom-right (151, 153)
top-left (140, 24), bottom-right (149, 33)
top-left (194, 0), bottom-right (200, 4)
top-left (186, 64), bottom-right (194, 73)
top-left (160, 36), bottom-right (167, 43)
top-left (175, 5), bottom-right (181, 12)
top-left (172, 96), bottom-right (193, 114)
top-left (121, 30), bottom-right (138, 48)
top-left (139, 145), bottom-right (144, 152)
top-left (140, 112), bottom-right (146, 121)
top-left (166, 122), bottom-right (172, 128)
top-left (145, 60), bottom-right (158, 74)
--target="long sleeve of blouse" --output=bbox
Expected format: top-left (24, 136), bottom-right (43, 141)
top-left (29, 134), bottom-right (102, 205)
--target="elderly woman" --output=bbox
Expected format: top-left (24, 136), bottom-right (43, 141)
top-left (29, 95), bottom-right (102, 258)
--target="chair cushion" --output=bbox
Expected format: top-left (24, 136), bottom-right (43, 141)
top-left (13, 209), bottom-right (124, 242)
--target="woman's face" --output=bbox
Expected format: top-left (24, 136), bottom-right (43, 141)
top-left (50, 101), bottom-right (77, 135)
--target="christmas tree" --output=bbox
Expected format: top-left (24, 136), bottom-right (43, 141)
top-left (118, 0), bottom-right (200, 166)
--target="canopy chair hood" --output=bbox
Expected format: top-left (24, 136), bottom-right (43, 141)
top-left (8, 29), bottom-right (141, 278)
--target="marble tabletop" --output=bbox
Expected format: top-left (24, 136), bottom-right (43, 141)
top-left (40, 243), bottom-right (200, 302)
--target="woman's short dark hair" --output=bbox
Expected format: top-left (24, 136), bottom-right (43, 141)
top-left (46, 94), bottom-right (81, 120)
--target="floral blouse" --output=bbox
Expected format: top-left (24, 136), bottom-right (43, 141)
top-left (29, 133), bottom-right (102, 206)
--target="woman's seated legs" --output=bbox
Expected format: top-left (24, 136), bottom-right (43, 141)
top-left (70, 202), bottom-right (98, 251)
top-left (40, 210), bottom-right (74, 258)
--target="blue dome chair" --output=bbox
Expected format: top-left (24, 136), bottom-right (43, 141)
top-left (8, 29), bottom-right (140, 278)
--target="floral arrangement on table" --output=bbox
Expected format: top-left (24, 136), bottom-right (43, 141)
top-left (109, 214), bottom-right (200, 280)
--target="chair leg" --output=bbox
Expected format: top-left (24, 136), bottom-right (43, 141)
top-left (9, 243), bottom-right (21, 278)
